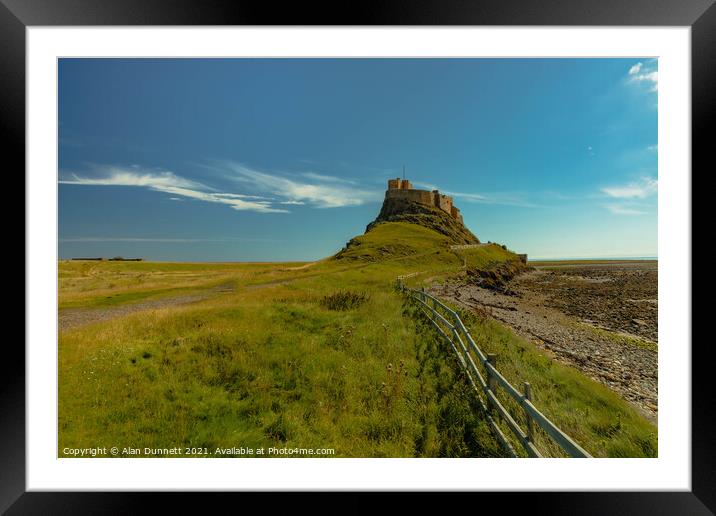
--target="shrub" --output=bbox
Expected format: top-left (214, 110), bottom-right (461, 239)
top-left (319, 290), bottom-right (370, 311)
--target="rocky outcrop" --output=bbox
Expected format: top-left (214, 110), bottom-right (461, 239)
top-left (465, 260), bottom-right (529, 294)
top-left (366, 197), bottom-right (480, 245)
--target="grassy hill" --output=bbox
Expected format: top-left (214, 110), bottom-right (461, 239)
top-left (336, 221), bottom-right (453, 262)
top-left (367, 196), bottom-right (480, 245)
top-left (58, 217), bottom-right (657, 458)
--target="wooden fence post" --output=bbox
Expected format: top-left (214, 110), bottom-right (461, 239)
top-left (523, 382), bottom-right (534, 443)
top-left (487, 354), bottom-right (497, 394)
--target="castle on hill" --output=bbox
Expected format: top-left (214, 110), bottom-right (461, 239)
top-left (385, 177), bottom-right (463, 224)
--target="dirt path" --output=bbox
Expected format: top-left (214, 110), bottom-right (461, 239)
top-left (430, 268), bottom-right (658, 421)
top-left (244, 280), bottom-right (290, 290)
top-left (59, 283), bottom-right (234, 332)
top-left (280, 261), bottom-right (319, 271)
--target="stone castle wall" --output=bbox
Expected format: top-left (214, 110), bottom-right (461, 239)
top-left (385, 188), bottom-right (434, 206)
top-left (450, 206), bottom-right (463, 224)
top-left (434, 192), bottom-right (453, 214)
top-left (386, 177), bottom-right (463, 223)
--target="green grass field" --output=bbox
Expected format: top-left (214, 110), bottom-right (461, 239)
top-left (58, 222), bottom-right (657, 457)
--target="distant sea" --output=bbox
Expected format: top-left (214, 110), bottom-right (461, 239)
top-left (529, 256), bottom-right (657, 261)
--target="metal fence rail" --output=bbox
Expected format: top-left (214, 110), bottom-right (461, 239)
top-left (398, 281), bottom-right (591, 458)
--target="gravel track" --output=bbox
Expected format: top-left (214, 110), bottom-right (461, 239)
top-left (59, 283), bottom-right (234, 332)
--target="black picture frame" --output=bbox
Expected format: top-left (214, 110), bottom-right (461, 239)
top-left (5, 0), bottom-right (713, 513)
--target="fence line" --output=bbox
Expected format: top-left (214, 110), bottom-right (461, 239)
top-left (448, 244), bottom-right (490, 250)
top-left (397, 280), bottom-right (591, 458)
top-left (396, 271), bottom-right (426, 280)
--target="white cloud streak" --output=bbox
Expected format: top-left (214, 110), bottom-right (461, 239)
top-left (601, 176), bottom-right (657, 215)
top-left (60, 162), bottom-right (383, 212)
top-left (59, 165), bottom-right (288, 213)
top-left (221, 162), bottom-right (381, 208)
top-left (413, 181), bottom-right (538, 208)
top-left (59, 237), bottom-right (276, 243)
top-left (301, 172), bottom-right (357, 185)
top-left (605, 205), bottom-right (647, 216)
top-left (628, 61), bottom-right (658, 92)
top-left (601, 177), bottom-right (658, 199)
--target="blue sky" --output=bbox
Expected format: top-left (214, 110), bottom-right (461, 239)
top-left (59, 58), bottom-right (658, 261)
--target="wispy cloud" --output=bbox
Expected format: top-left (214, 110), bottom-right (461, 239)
top-left (647, 144), bottom-right (658, 152)
top-left (61, 162), bottom-right (383, 212)
top-left (600, 176), bottom-right (657, 215)
top-left (60, 166), bottom-right (206, 189)
top-left (59, 236), bottom-right (276, 243)
top-left (413, 181), bottom-right (539, 208)
top-left (601, 177), bottom-right (658, 199)
top-left (628, 60), bottom-right (658, 92)
top-left (604, 205), bottom-right (647, 216)
top-left (59, 165), bottom-right (288, 214)
top-left (301, 172), bottom-right (357, 185)
top-left (220, 162), bottom-right (381, 208)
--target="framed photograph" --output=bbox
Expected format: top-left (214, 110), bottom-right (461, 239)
top-left (7, 0), bottom-right (712, 512)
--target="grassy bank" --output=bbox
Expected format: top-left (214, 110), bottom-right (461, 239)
top-left (59, 224), bottom-right (509, 457)
top-left (426, 303), bottom-right (657, 457)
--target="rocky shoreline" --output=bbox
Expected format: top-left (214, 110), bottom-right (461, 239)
top-left (430, 261), bottom-right (658, 421)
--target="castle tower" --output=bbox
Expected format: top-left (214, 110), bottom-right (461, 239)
top-left (388, 178), bottom-right (401, 190)
top-left (432, 190), bottom-right (441, 209)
